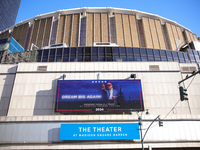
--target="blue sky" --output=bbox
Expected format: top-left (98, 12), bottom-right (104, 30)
top-left (15, 0), bottom-right (200, 37)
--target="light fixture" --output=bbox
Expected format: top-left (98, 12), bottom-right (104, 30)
top-left (145, 109), bottom-right (150, 115)
top-left (63, 74), bottom-right (66, 80)
top-left (131, 74), bottom-right (136, 79)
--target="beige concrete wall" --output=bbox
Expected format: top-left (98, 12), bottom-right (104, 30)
top-left (6, 62), bottom-right (200, 117)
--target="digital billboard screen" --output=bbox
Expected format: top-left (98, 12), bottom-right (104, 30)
top-left (55, 80), bottom-right (144, 113)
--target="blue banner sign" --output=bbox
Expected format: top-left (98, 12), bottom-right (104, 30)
top-left (55, 80), bottom-right (144, 113)
top-left (60, 123), bottom-right (140, 140)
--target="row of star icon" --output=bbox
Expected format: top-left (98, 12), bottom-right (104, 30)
top-left (92, 81), bottom-right (107, 83)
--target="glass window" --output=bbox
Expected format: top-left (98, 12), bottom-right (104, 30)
top-left (141, 48), bottom-right (148, 61)
top-left (106, 47), bottom-right (112, 56)
top-left (178, 52), bottom-right (185, 63)
top-left (78, 47), bottom-right (84, 55)
top-left (121, 56), bottom-right (127, 61)
top-left (99, 47), bottom-right (105, 56)
top-left (134, 48), bottom-right (141, 61)
top-left (92, 47), bottom-right (98, 56)
top-left (127, 48), bottom-right (134, 61)
top-left (172, 51), bottom-right (179, 62)
top-left (166, 50), bottom-right (173, 61)
top-left (160, 50), bottom-right (167, 61)
top-left (147, 49), bottom-right (154, 61)
top-left (154, 49), bottom-right (161, 61)
top-left (106, 56), bottom-right (113, 61)
top-left (184, 53), bottom-right (190, 63)
top-left (188, 49), bottom-right (195, 63)
top-left (71, 48), bottom-right (77, 55)
top-left (78, 57), bottom-right (83, 62)
top-left (99, 57), bottom-right (105, 61)
top-left (92, 57), bottom-right (98, 62)
top-left (56, 48), bottom-right (62, 62)
top-left (193, 50), bottom-right (200, 63)
top-left (48, 49), bottom-right (55, 62)
top-left (113, 56), bottom-right (120, 61)
top-left (63, 48), bottom-right (69, 62)
top-left (120, 47), bottom-right (126, 56)
top-left (113, 47), bottom-right (120, 56)
top-left (42, 49), bottom-right (49, 62)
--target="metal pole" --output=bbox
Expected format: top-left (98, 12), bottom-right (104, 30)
top-left (178, 70), bottom-right (200, 84)
top-left (138, 116), bottom-right (144, 150)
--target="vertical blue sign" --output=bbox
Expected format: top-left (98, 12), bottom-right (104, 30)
top-left (60, 123), bottom-right (140, 140)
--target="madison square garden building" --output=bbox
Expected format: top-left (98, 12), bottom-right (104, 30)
top-left (0, 7), bottom-right (200, 149)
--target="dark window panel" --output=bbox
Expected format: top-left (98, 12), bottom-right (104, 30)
top-left (166, 50), bottom-right (173, 61)
top-left (193, 50), bottom-right (200, 63)
top-left (78, 47), bottom-right (84, 55)
top-left (172, 51), bottom-right (179, 62)
top-left (63, 57), bottom-right (69, 62)
top-left (99, 57), bottom-right (105, 61)
top-left (120, 47), bottom-right (126, 56)
top-left (106, 47), bottom-right (112, 56)
top-left (106, 56), bottom-right (113, 61)
top-left (85, 47), bottom-right (91, 55)
top-left (71, 48), bottom-right (77, 55)
top-left (184, 53), bottom-right (190, 63)
top-left (113, 47), bottom-right (119, 55)
top-left (141, 48), bottom-right (148, 61)
top-left (178, 52), bottom-right (185, 63)
top-left (36, 50), bottom-right (43, 62)
top-left (154, 49), bottom-right (161, 61)
top-left (147, 49), bottom-right (155, 61)
top-left (188, 49), bottom-right (195, 63)
top-left (127, 47), bottom-right (133, 55)
top-left (92, 57), bottom-right (98, 61)
top-left (113, 56), bottom-right (120, 61)
top-left (92, 47), bottom-right (98, 54)
top-left (160, 50), bottom-right (167, 61)
top-left (134, 48), bottom-right (141, 61)
top-left (99, 47), bottom-right (105, 56)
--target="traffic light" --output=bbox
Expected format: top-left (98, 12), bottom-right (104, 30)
top-left (159, 118), bottom-right (163, 127)
top-left (179, 86), bottom-right (188, 101)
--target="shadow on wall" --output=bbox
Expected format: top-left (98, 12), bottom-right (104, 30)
top-left (0, 66), bottom-right (17, 116)
top-left (48, 127), bottom-right (60, 142)
top-left (33, 75), bottom-right (64, 116)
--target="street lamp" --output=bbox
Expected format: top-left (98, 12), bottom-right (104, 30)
top-left (130, 110), bottom-right (163, 150)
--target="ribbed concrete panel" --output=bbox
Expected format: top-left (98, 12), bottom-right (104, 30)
top-left (185, 30), bottom-right (191, 43)
top-left (189, 32), bottom-right (194, 41)
top-left (129, 15), bottom-right (139, 47)
top-left (166, 23), bottom-right (177, 50)
top-left (20, 23), bottom-right (29, 48)
top-left (0, 30), bottom-right (9, 39)
top-left (149, 18), bottom-right (160, 49)
top-left (43, 17), bottom-right (53, 47)
top-left (71, 14), bottom-right (79, 47)
top-left (12, 27), bottom-right (18, 41)
top-left (64, 15), bottom-right (72, 46)
top-left (171, 24), bottom-right (179, 40)
top-left (94, 13), bottom-right (101, 43)
top-left (122, 14), bottom-right (132, 47)
top-left (176, 26), bottom-right (185, 46)
top-left (56, 15), bottom-right (65, 44)
top-left (101, 13), bottom-right (109, 42)
top-left (109, 16), bottom-right (116, 44)
top-left (15, 25), bottom-right (23, 43)
top-left (142, 17), bottom-right (153, 48)
top-left (30, 19), bottom-right (40, 48)
top-left (115, 14), bottom-right (124, 46)
top-left (86, 13), bottom-right (94, 46)
top-left (36, 18), bottom-right (46, 48)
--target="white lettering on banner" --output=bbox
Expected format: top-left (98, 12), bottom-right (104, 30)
top-left (62, 95), bottom-right (102, 99)
top-left (79, 127), bottom-right (122, 132)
